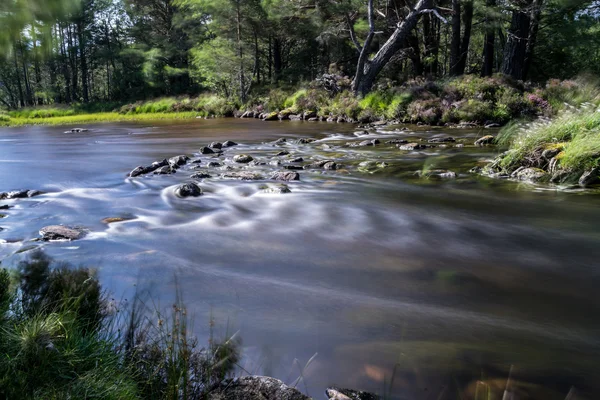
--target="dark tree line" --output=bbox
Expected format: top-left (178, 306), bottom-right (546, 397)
top-left (0, 0), bottom-right (599, 108)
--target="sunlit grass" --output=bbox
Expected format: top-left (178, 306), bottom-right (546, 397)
top-left (0, 111), bottom-right (201, 127)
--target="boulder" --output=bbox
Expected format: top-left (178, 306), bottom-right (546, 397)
top-left (0, 190), bottom-right (44, 199)
top-left (174, 183), bottom-right (203, 198)
top-left (419, 169), bottom-right (457, 179)
top-left (200, 146), bottom-right (216, 154)
top-left (208, 162), bottom-right (222, 167)
top-left (579, 168), bottom-right (599, 187)
top-left (296, 138), bottom-right (315, 144)
top-left (303, 111), bottom-right (317, 120)
top-left (290, 157), bottom-right (304, 162)
top-left (358, 161), bottom-right (389, 173)
top-left (222, 140), bottom-right (238, 147)
top-left (385, 139), bottom-right (408, 145)
top-left (191, 159), bottom-right (202, 164)
top-left (326, 387), bottom-right (380, 400)
top-left (305, 160), bottom-right (335, 169)
top-left (129, 166), bottom-right (150, 177)
top-left (208, 376), bottom-right (309, 400)
top-left (154, 165), bottom-right (177, 175)
top-left (39, 225), bottom-right (85, 241)
top-left (323, 161), bottom-right (338, 170)
top-left (398, 143), bottom-right (427, 151)
top-left (273, 138), bottom-right (287, 145)
top-left (191, 172), bottom-right (212, 179)
top-left (263, 184), bottom-right (292, 194)
top-left (276, 151), bottom-right (290, 156)
top-left (283, 165), bottom-right (304, 170)
top-left (289, 114), bottom-right (302, 121)
top-left (168, 155), bottom-right (189, 167)
top-left (515, 167), bottom-right (548, 183)
top-left (223, 171), bottom-right (263, 180)
top-left (233, 154), bottom-right (254, 163)
top-left (474, 135), bottom-right (495, 146)
top-left (428, 136), bottom-right (455, 143)
top-left (271, 171), bottom-right (300, 181)
top-left (210, 142), bottom-right (223, 149)
top-left (263, 112), bottom-right (279, 121)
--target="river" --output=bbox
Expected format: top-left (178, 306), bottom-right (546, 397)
top-left (1, 119), bottom-right (600, 399)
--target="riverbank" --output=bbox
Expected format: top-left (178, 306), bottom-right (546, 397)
top-left (1, 75), bottom-right (593, 128)
top-left (480, 103), bottom-right (600, 187)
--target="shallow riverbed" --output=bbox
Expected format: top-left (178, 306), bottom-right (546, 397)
top-left (1, 119), bottom-right (600, 399)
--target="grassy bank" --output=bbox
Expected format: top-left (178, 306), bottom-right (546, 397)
top-left (0, 251), bottom-right (239, 399)
top-left (482, 78), bottom-right (600, 186)
top-left (1, 75), bottom-right (594, 128)
top-left (2, 111), bottom-right (202, 127)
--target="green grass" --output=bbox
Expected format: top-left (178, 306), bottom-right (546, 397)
top-left (0, 251), bottom-right (239, 399)
top-left (1, 111), bottom-right (201, 127)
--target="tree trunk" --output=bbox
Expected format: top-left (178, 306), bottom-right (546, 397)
top-left (273, 37), bottom-right (282, 82)
top-left (481, 0), bottom-right (496, 76)
top-left (59, 24), bottom-right (72, 103)
top-left (77, 20), bottom-right (89, 103)
top-left (449, 0), bottom-right (461, 76)
top-left (422, 13), bottom-right (439, 76)
top-left (501, 3), bottom-right (531, 80)
top-left (13, 43), bottom-right (25, 108)
top-left (456, 0), bottom-right (473, 75)
top-left (19, 41), bottom-right (34, 106)
top-left (68, 24), bottom-right (78, 102)
top-left (352, 0), bottom-right (434, 95)
top-left (235, 0), bottom-right (246, 103)
top-left (523, 0), bottom-right (544, 80)
top-left (408, 33), bottom-right (423, 76)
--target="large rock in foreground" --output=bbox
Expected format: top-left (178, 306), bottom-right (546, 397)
top-left (39, 225), bottom-right (86, 241)
top-left (326, 387), bottom-right (380, 400)
top-left (208, 376), bottom-right (309, 400)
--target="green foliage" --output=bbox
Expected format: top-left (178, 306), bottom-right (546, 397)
top-left (0, 251), bottom-right (241, 399)
top-left (385, 93), bottom-right (412, 119)
top-left (284, 89), bottom-right (308, 110)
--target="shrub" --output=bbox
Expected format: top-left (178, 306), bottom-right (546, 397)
top-left (407, 99), bottom-right (443, 124)
top-left (385, 92), bottom-right (412, 119)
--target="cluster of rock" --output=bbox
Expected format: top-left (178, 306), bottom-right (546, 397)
top-left (39, 225), bottom-right (87, 241)
top-left (0, 189), bottom-right (44, 199)
top-left (239, 109), bottom-right (358, 123)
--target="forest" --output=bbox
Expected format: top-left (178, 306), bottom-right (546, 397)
top-left (1, 0), bottom-right (599, 110)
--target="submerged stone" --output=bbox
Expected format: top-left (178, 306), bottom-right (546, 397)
top-left (222, 140), bottom-right (238, 147)
top-left (474, 135), bottom-right (495, 146)
top-left (222, 171), bottom-right (263, 180)
top-left (271, 171), bottom-right (300, 181)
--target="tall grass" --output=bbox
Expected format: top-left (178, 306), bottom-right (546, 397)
top-left (0, 251), bottom-right (240, 399)
top-left (1, 111), bottom-right (201, 127)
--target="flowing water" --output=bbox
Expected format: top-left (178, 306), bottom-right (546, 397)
top-left (1, 119), bottom-right (600, 399)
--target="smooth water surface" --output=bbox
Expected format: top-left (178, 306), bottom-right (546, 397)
top-left (1, 119), bottom-right (600, 399)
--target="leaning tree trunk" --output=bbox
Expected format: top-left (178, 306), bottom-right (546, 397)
top-left (449, 0), bottom-right (461, 76)
top-left (501, 2), bottom-right (531, 80)
top-left (352, 0), bottom-right (435, 95)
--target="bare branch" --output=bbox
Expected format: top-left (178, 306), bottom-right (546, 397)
top-left (345, 13), bottom-right (362, 54)
top-left (419, 9), bottom-right (448, 24)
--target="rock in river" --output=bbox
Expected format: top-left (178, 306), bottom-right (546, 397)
top-left (169, 155), bottom-right (190, 167)
top-left (191, 172), bottom-right (212, 179)
top-left (200, 146), bottom-right (216, 154)
top-left (398, 143), bottom-right (427, 151)
top-left (233, 154), bottom-right (254, 163)
top-left (222, 140), bottom-right (238, 147)
top-left (271, 171), bottom-right (300, 181)
top-left (222, 171), bottom-right (263, 180)
top-left (0, 190), bottom-right (44, 199)
top-left (154, 165), bottom-right (177, 175)
top-left (474, 135), bottom-right (495, 146)
top-left (39, 225), bottom-right (86, 241)
top-left (208, 376), bottom-right (309, 400)
top-left (209, 142), bottom-right (223, 149)
top-left (174, 182), bottom-right (203, 198)
top-left (515, 167), bottom-right (548, 183)
top-left (263, 184), bottom-right (292, 194)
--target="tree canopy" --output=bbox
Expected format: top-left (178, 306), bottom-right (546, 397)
top-left (0, 0), bottom-right (599, 107)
